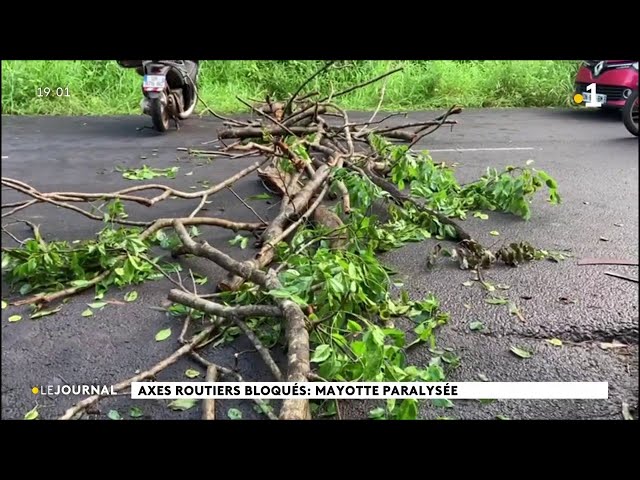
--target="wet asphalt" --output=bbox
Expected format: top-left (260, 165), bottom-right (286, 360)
top-left (1, 108), bottom-right (638, 420)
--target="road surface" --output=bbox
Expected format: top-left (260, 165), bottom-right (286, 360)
top-left (1, 108), bottom-right (638, 420)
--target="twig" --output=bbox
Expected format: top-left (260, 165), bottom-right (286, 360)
top-left (189, 269), bottom-right (199, 295)
top-left (308, 372), bottom-right (328, 381)
top-left (168, 289), bottom-right (283, 319)
top-left (141, 253), bottom-right (191, 294)
top-left (189, 195), bottom-right (209, 218)
top-left (58, 325), bottom-right (215, 419)
top-left (179, 315), bottom-right (192, 344)
top-left (2, 158), bottom-right (271, 212)
top-left (604, 271), bottom-right (639, 283)
top-left (227, 187), bottom-right (268, 224)
top-left (369, 78), bottom-right (389, 124)
top-left (1, 198), bottom-right (38, 217)
top-left (13, 267), bottom-right (115, 307)
top-left (1, 225), bottom-right (26, 245)
top-left (283, 61), bottom-right (335, 115)
top-left (408, 106), bottom-right (462, 148)
top-left (196, 95), bottom-right (250, 127)
top-left (232, 316), bottom-right (284, 381)
top-left (236, 96), bottom-right (297, 138)
top-left (202, 365), bottom-right (218, 420)
top-left (319, 67), bottom-right (403, 103)
top-left (335, 180), bottom-right (351, 214)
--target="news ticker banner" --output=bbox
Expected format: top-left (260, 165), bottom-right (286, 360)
top-left (131, 382), bottom-right (608, 400)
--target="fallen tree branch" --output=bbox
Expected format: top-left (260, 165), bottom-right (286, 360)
top-left (168, 289), bottom-right (282, 319)
top-left (202, 365), bottom-right (218, 420)
top-left (172, 220), bottom-right (310, 419)
top-left (359, 162), bottom-right (472, 241)
top-left (10, 216), bottom-right (264, 307)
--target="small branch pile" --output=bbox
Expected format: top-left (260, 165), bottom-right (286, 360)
top-left (2, 63), bottom-right (529, 421)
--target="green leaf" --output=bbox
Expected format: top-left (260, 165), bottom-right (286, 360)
top-left (168, 399), bottom-right (197, 411)
top-left (125, 291), bottom-right (138, 302)
top-left (479, 399), bottom-right (495, 405)
top-left (489, 231), bottom-right (500, 236)
top-left (155, 328), bottom-right (172, 342)
top-left (478, 373), bottom-right (490, 382)
top-left (368, 407), bottom-right (386, 419)
top-left (229, 234), bottom-right (249, 249)
top-left (432, 399), bottom-right (454, 408)
top-left (88, 302), bottom-right (107, 309)
top-left (469, 321), bottom-right (485, 331)
top-left (394, 399), bottom-right (419, 420)
top-left (246, 193), bottom-right (272, 201)
top-left (267, 289), bottom-right (307, 306)
top-left (485, 296), bottom-right (508, 305)
top-left (227, 408), bottom-right (243, 420)
top-left (496, 415), bottom-right (510, 420)
top-left (19, 284), bottom-right (32, 295)
top-left (311, 344), bottom-right (332, 363)
top-left (546, 338), bottom-right (563, 347)
top-left (2, 300), bottom-right (7, 310)
top-left (129, 407), bottom-right (144, 418)
top-left (185, 369), bottom-right (200, 378)
top-left (107, 410), bottom-right (122, 420)
top-left (70, 279), bottom-right (90, 287)
top-left (462, 281), bottom-right (474, 287)
top-left (473, 212), bottom-right (489, 220)
top-left (30, 306), bottom-right (62, 319)
top-left (9, 314), bottom-right (22, 322)
top-left (347, 320), bottom-right (363, 333)
top-left (510, 346), bottom-right (532, 359)
top-left (24, 406), bottom-right (39, 420)
top-left (194, 275), bottom-right (208, 285)
top-left (81, 309), bottom-right (93, 317)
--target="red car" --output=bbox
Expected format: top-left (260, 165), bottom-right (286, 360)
top-left (574, 60), bottom-right (638, 109)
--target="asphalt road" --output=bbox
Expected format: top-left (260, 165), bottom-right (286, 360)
top-left (1, 108), bottom-right (638, 421)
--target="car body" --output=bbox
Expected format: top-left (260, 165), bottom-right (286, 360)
top-left (574, 60), bottom-right (638, 109)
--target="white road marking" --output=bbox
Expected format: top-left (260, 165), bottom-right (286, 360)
top-left (427, 147), bottom-right (537, 152)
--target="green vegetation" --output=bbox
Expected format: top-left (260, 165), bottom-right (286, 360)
top-left (2, 132), bottom-right (561, 419)
top-left (2, 60), bottom-right (579, 115)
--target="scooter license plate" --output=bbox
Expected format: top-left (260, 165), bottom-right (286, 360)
top-left (143, 75), bottom-right (166, 91)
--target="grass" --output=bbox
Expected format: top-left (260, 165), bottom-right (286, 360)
top-left (1, 60), bottom-right (580, 115)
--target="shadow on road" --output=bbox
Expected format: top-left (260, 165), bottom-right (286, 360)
top-left (554, 107), bottom-right (623, 123)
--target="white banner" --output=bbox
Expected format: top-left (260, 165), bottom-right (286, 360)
top-left (130, 382), bottom-right (608, 400)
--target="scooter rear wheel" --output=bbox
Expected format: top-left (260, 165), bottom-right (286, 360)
top-left (622, 90), bottom-right (638, 137)
top-left (150, 97), bottom-right (170, 132)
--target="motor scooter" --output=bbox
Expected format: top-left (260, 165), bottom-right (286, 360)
top-left (117, 60), bottom-right (199, 132)
top-left (622, 88), bottom-right (638, 137)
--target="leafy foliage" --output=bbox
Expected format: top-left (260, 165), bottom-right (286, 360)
top-left (1, 202), bottom-right (195, 299)
top-left (1, 132), bottom-right (563, 421)
top-left (369, 133), bottom-right (561, 222)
